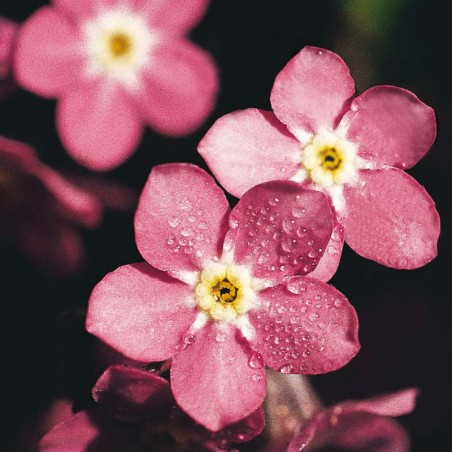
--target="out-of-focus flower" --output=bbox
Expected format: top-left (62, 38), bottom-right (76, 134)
top-left (0, 136), bottom-right (136, 276)
top-left (198, 46), bottom-right (440, 277)
top-left (86, 163), bottom-right (360, 431)
top-left (39, 365), bottom-right (265, 451)
top-left (0, 17), bottom-right (17, 97)
top-left (285, 388), bottom-right (419, 452)
top-left (14, 0), bottom-right (219, 171)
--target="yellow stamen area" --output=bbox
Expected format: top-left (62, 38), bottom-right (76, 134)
top-left (109, 32), bottom-right (132, 58)
top-left (302, 131), bottom-right (358, 187)
top-left (195, 263), bottom-right (255, 322)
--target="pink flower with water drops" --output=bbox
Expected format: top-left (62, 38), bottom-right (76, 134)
top-left (86, 163), bottom-right (360, 431)
top-left (14, 0), bottom-right (218, 171)
top-left (0, 17), bottom-right (17, 97)
top-left (286, 388), bottom-right (419, 452)
top-left (198, 46), bottom-right (440, 277)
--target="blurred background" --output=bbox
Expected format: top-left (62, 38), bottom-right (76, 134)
top-left (1, 0), bottom-right (451, 450)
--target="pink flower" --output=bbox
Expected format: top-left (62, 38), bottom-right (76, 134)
top-left (14, 0), bottom-right (219, 171)
top-left (39, 365), bottom-right (265, 451)
top-left (86, 163), bottom-right (360, 431)
top-left (198, 46), bottom-right (440, 277)
top-left (286, 388), bottom-right (419, 452)
top-left (0, 17), bottom-right (17, 97)
top-left (0, 135), bottom-right (135, 276)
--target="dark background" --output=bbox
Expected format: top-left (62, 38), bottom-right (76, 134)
top-left (1, 1), bottom-right (451, 450)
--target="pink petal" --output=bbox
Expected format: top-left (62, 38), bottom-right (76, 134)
top-left (338, 388), bottom-right (420, 417)
top-left (57, 81), bottom-right (142, 171)
top-left (135, 39), bottom-right (218, 136)
top-left (345, 85), bottom-right (436, 169)
top-left (228, 181), bottom-right (333, 283)
top-left (198, 108), bottom-right (301, 197)
top-left (285, 416), bottom-right (319, 452)
top-left (52, 0), bottom-right (109, 19)
top-left (326, 413), bottom-right (410, 452)
top-left (141, 0), bottom-right (210, 34)
top-left (171, 323), bottom-right (266, 431)
top-left (0, 17), bottom-right (17, 96)
top-left (39, 411), bottom-right (100, 451)
top-left (39, 409), bottom-right (146, 452)
top-left (17, 222), bottom-right (86, 277)
top-left (36, 166), bottom-right (102, 228)
top-left (86, 263), bottom-right (197, 362)
top-left (249, 276), bottom-right (360, 374)
top-left (212, 407), bottom-right (265, 444)
top-left (308, 219), bottom-right (345, 282)
top-left (135, 163), bottom-right (230, 274)
top-left (93, 365), bottom-right (173, 421)
top-left (0, 135), bottom-right (40, 170)
top-left (344, 169), bottom-right (440, 269)
top-left (14, 7), bottom-right (83, 97)
top-left (270, 46), bottom-right (355, 138)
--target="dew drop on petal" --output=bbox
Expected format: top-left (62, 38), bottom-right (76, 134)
top-left (249, 351), bottom-right (264, 369)
top-left (215, 332), bottom-right (226, 343)
top-left (168, 216), bottom-right (180, 228)
top-left (252, 374), bottom-right (263, 382)
top-left (279, 364), bottom-right (294, 374)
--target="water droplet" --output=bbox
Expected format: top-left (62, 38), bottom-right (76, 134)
top-left (179, 197), bottom-right (192, 211)
top-left (334, 299), bottom-right (343, 307)
top-left (198, 222), bottom-right (207, 229)
top-left (292, 206), bottom-right (306, 218)
top-left (183, 334), bottom-right (197, 348)
top-left (279, 364), bottom-right (294, 374)
top-left (167, 236), bottom-right (175, 245)
top-left (252, 374), bottom-right (263, 382)
top-left (188, 215), bottom-right (196, 223)
top-left (249, 352), bottom-right (264, 369)
top-left (268, 197), bottom-right (280, 206)
top-left (168, 216), bottom-right (180, 228)
top-left (308, 312), bottom-right (319, 322)
top-left (351, 104), bottom-right (359, 112)
top-left (230, 219), bottom-right (239, 229)
top-left (181, 227), bottom-right (193, 237)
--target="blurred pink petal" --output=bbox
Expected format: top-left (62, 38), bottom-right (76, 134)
top-left (198, 108), bottom-right (301, 197)
top-left (135, 163), bottom-right (230, 275)
top-left (57, 81), bottom-right (143, 171)
top-left (14, 7), bottom-right (82, 97)
top-left (171, 323), bottom-right (266, 431)
top-left (0, 17), bottom-right (17, 97)
top-left (135, 40), bottom-right (218, 136)
top-left (287, 388), bottom-right (419, 452)
top-left (86, 263), bottom-right (197, 362)
top-left (344, 169), bottom-right (440, 269)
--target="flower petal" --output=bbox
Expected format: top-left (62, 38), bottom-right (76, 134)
top-left (344, 169), bottom-right (440, 269)
top-left (326, 413), bottom-right (410, 452)
top-left (93, 365), bottom-right (173, 421)
top-left (228, 181), bottom-right (333, 283)
top-left (249, 277), bottom-right (359, 374)
top-left (52, 0), bottom-right (105, 18)
top-left (14, 7), bottom-right (83, 97)
top-left (308, 219), bottom-right (345, 282)
top-left (86, 263), bottom-right (197, 362)
top-left (338, 388), bottom-right (420, 417)
top-left (39, 409), bottom-right (145, 452)
top-left (135, 163), bottom-right (230, 274)
top-left (345, 86), bottom-right (436, 169)
top-left (56, 81), bottom-right (142, 171)
top-left (142, 0), bottom-right (210, 34)
top-left (198, 108), bottom-right (301, 197)
top-left (171, 323), bottom-right (266, 431)
top-left (0, 17), bottom-right (17, 96)
top-left (270, 46), bottom-right (354, 139)
top-left (135, 39), bottom-right (218, 136)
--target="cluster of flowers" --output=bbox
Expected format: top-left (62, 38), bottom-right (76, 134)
top-left (1, 0), bottom-right (440, 450)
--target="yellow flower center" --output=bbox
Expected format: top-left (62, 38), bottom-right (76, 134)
top-left (109, 32), bottom-right (132, 58)
top-left (302, 131), bottom-right (358, 188)
top-left (195, 263), bottom-right (256, 322)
